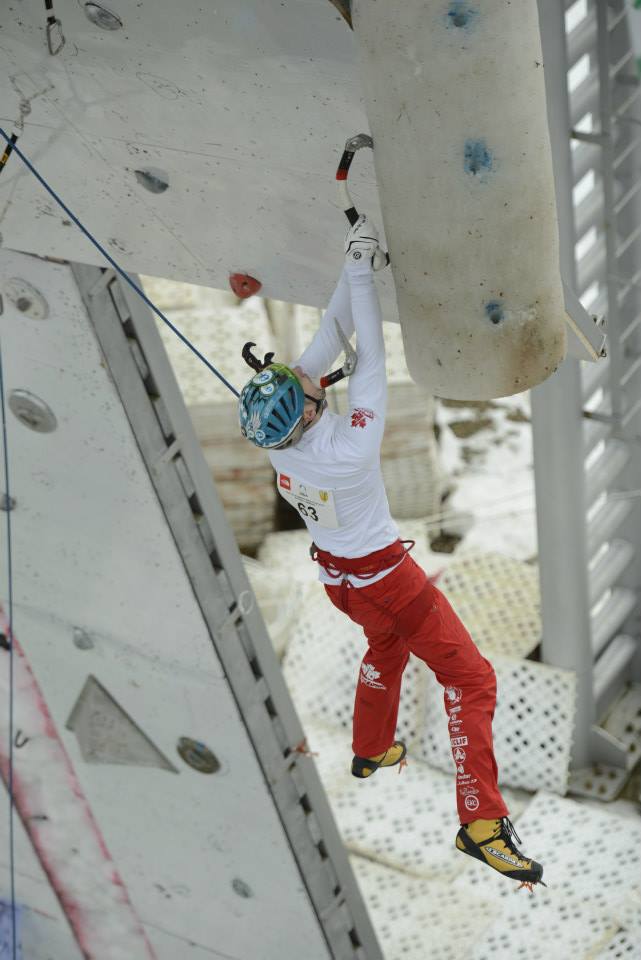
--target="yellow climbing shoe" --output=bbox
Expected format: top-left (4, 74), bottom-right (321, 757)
top-left (456, 817), bottom-right (545, 890)
top-left (351, 741), bottom-right (407, 778)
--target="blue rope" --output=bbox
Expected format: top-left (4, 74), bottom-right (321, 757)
top-left (0, 127), bottom-right (240, 399)
top-left (0, 335), bottom-right (17, 960)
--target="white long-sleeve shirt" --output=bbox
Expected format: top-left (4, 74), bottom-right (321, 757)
top-left (269, 264), bottom-right (400, 586)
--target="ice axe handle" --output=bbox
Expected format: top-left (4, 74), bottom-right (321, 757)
top-left (320, 368), bottom-right (346, 388)
top-left (319, 318), bottom-right (358, 389)
top-left (336, 135), bottom-right (389, 267)
top-left (337, 148), bottom-right (359, 226)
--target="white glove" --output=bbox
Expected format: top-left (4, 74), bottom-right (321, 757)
top-left (344, 214), bottom-right (388, 270)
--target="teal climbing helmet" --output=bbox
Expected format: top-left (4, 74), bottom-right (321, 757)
top-left (239, 361), bottom-right (306, 449)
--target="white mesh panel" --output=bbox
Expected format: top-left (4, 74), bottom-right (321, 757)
top-left (452, 793), bottom-right (641, 960)
top-left (350, 855), bottom-right (497, 960)
top-left (568, 763), bottom-right (629, 802)
top-left (595, 931), bottom-right (641, 960)
top-left (602, 684), bottom-right (641, 771)
top-left (439, 552), bottom-right (541, 658)
top-left (469, 892), bottom-right (619, 960)
top-left (594, 894), bottom-right (641, 959)
top-left (416, 655), bottom-right (576, 794)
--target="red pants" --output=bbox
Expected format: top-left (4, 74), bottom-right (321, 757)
top-left (325, 555), bottom-right (508, 823)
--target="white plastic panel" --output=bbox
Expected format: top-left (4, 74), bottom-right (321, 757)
top-left (417, 655), bottom-right (576, 794)
top-left (602, 683), bottom-right (641, 770)
top-left (0, 250), bottom-right (331, 959)
top-left (594, 893), bottom-right (641, 960)
top-left (315, 788), bottom-right (641, 960)
top-left (1, 0), bottom-right (568, 398)
top-left (0, 1), bottom-right (396, 316)
top-left (439, 552), bottom-right (542, 658)
top-left (350, 855), bottom-right (496, 960)
top-left (453, 792), bottom-right (641, 960)
top-left (352, 0), bottom-right (567, 398)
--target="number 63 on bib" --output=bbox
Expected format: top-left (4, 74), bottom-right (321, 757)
top-left (277, 473), bottom-right (339, 529)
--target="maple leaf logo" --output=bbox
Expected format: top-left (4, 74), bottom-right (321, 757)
top-left (351, 407), bottom-right (374, 429)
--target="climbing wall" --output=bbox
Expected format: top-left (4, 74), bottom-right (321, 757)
top-left (351, 0), bottom-right (567, 398)
top-left (0, 249), bottom-right (378, 959)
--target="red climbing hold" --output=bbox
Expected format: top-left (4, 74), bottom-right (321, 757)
top-left (229, 273), bottom-right (262, 299)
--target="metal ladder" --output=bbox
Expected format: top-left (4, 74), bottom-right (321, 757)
top-left (533, 0), bottom-right (641, 770)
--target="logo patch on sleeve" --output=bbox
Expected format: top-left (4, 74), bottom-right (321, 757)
top-left (351, 408), bottom-right (374, 429)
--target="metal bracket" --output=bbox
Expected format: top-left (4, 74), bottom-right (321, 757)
top-left (589, 724), bottom-right (630, 768)
top-left (570, 130), bottom-right (607, 145)
top-left (563, 280), bottom-right (608, 361)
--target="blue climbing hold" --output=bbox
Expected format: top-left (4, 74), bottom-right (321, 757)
top-left (485, 301), bottom-right (504, 325)
top-left (464, 139), bottom-right (494, 177)
top-left (446, 3), bottom-right (478, 30)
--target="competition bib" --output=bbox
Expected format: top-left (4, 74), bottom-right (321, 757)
top-left (277, 473), bottom-right (339, 529)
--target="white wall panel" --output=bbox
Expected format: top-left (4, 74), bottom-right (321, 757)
top-left (0, 249), bottom-right (332, 959)
top-left (0, 1), bottom-right (395, 315)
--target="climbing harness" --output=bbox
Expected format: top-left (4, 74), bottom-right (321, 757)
top-left (309, 539), bottom-right (439, 638)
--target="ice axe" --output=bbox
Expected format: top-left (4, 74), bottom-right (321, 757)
top-left (320, 318), bottom-right (358, 388)
top-left (336, 133), bottom-right (390, 271)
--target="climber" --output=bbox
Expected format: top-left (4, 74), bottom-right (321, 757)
top-left (238, 214), bottom-right (544, 889)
